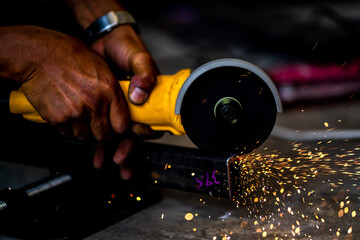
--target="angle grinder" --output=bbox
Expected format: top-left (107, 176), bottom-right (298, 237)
top-left (9, 58), bottom-right (282, 155)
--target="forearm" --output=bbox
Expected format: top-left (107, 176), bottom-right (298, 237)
top-left (66, 0), bottom-right (126, 29)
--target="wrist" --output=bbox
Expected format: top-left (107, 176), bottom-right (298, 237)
top-left (66, 0), bottom-right (125, 29)
top-left (85, 10), bottom-right (139, 44)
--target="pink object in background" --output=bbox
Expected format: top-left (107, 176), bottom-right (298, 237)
top-left (267, 58), bottom-right (360, 104)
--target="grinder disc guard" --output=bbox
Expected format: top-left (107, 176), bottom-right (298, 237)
top-left (180, 63), bottom-right (278, 155)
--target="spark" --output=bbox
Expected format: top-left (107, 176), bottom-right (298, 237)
top-left (226, 137), bottom-right (360, 239)
top-left (339, 61), bottom-right (348, 70)
top-left (185, 213), bottom-right (194, 221)
top-left (312, 41), bottom-right (319, 51)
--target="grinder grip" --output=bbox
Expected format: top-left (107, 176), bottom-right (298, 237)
top-left (9, 69), bottom-right (190, 135)
top-left (9, 91), bottom-right (46, 123)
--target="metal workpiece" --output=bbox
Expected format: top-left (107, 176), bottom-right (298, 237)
top-left (143, 143), bottom-right (240, 199)
top-left (140, 143), bottom-right (277, 200)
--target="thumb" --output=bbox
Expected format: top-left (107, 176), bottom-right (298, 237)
top-left (128, 52), bottom-right (158, 105)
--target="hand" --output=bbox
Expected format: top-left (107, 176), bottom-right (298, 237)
top-left (89, 25), bottom-right (159, 179)
top-left (64, 0), bottom-right (159, 177)
top-left (0, 25), bottom-right (130, 141)
top-left (93, 123), bottom-right (163, 180)
top-left (90, 25), bottom-right (158, 105)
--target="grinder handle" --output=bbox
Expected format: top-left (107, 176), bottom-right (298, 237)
top-left (9, 69), bottom-right (191, 135)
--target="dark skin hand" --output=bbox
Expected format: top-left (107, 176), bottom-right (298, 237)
top-left (1, 1), bottom-right (159, 180)
top-left (0, 25), bottom-right (129, 140)
top-left (0, 25), bottom-right (147, 179)
top-left (90, 25), bottom-right (159, 178)
top-left (91, 25), bottom-right (158, 106)
top-left (66, 0), bottom-right (159, 178)
top-left (66, 0), bottom-right (158, 105)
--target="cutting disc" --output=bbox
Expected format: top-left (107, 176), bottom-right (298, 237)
top-left (180, 62), bottom-right (278, 155)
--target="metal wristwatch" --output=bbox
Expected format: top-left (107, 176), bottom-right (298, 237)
top-left (85, 10), bottom-right (139, 43)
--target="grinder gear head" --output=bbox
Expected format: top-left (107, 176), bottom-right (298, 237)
top-left (177, 59), bottom-right (282, 155)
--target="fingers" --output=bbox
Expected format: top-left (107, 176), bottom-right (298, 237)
top-left (109, 90), bottom-right (130, 137)
top-left (113, 138), bottom-right (135, 180)
top-left (54, 94), bottom-right (128, 141)
top-left (89, 102), bottom-right (112, 141)
top-left (132, 123), bottom-right (163, 139)
top-left (93, 142), bottom-right (105, 169)
top-left (128, 52), bottom-right (158, 105)
top-left (131, 123), bottom-right (153, 136)
top-left (113, 138), bottom-right (134, 164)
top-left (72, 114), bottom-right (91, 140)
top-left (93, 138), bottom-right (135, 180)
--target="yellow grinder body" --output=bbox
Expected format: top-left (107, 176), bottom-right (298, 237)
top-left (9, 69), bottom-right (191, 135)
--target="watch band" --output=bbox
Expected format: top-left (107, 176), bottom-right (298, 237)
top-left (85, 10), bottom-right (139, 42)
